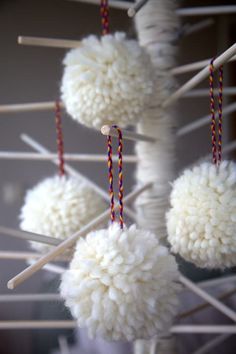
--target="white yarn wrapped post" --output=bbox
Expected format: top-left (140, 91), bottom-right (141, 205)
top-left (134, 0), bottom-right (179, 353)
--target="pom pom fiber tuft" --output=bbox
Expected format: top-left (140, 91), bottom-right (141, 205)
top-left (20, 175), bottom-right (106, 253)
top-left (60, 222), bottom-right (180, 341)
top-left (167, 161), bottom-right (236, 269)
top-left (61, 32), bottom-right (154, 129)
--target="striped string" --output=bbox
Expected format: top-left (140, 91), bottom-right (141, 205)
top-left (107, 125), bottom-right (124, 229)
top-left (100, 0), bottom-right (110, 36)
top-left (55, 100), bottom-right (65, 176)
top-left (209, 59), bottom-right (223, 166)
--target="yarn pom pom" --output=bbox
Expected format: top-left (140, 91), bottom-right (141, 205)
top-left (20, 175), bottom-right (106, 253)
top-left (166, 161), bottom-right (236, 269)
top-left (61, 32), bottom-right (154, 129)
top-left (60, 222), bottom-right (180, 341)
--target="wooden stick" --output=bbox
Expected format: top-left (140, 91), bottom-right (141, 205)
top-left (70, 1), bottom-right (236, 17)
top-left (101, 125), bottom-right (156, 143)
top-left (179, 275), bottom-right (236, 322)
top-left (0, 251), bottom-right (68, 262)
top-left (177, 102), bottom-right (236, 136)
top-left (0, 101), bottom-right (60, 113)
top-left (192, 334), bottom-right (231, 354)
top-left (69, 0), bottom-right (131, 10)
top-left (0, 151), bottom-right (137, 163)
top-left (179, 288), bottom-right (236, 319)
top-left (182, 18), bottom-right (214, 38)
top-left (0, 293), bottom-right (62, 302)
top-left (172, 56), bottom-right (236, 76)
top-left (164, 43), bottom-right (236, 107)
top-left (184, 87), bottom-right (236, 98)
top-left (58, 336), bottom-right (71, 354)
top-left (171, 325), bottom-right (236, 334)
top-left (0, 320), bottom-right (76, 330)
top-left (176, 5), bottom-right (236, 17)
top-left (18, 36), bottom-right (81, 49)
top-left (7, 182), bottom-right (152, 289)
top-left (179, 102), bottom-right (236, 135)
top-left (27, 260), bottom-right (66, 275)
top-left (127, 0), bottom-right (149, 17)
top-left (198, 274), bottom-right (236, 289)
top-left (21, 134), bottom-right (137, 221)
top-left (0, 251), bottom-right (49, 260)
top-left (0, 226), bottom-right (60, 246)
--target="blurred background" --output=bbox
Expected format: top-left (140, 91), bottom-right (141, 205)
top-left (0, 0), bottom-right (236, 353)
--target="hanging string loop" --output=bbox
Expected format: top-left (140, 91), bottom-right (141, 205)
top-left (209, 59), bottom-right (223, 166)
top-left (55, 100), bottom-right (65, 176)
top-left (107, 125), bottom-right (124, 229)
top-left (100, 0), bottom-right (110, 36)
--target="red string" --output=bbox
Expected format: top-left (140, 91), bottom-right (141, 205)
top-left (100, 0), bottom-right (110, 36)
top-left (107, 126), bottom-right (124, 229)
top-left (55, 101), bottom-right (65, 176)
top-left (209, 59), bottom-right (223, 166)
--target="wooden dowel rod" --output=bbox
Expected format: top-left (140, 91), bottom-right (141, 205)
top-left (7, 182), bottom-right (152, 289)
top-left (177, 102), bottom-right (236, 136)
top-left (198, 274), bottom-right (236, 289)
top-left (184, 87), bottom-right (236, 98)
top-left (18, 36), bottom-right (81, 49)
top-left (29, 261), bottom-right (66, 275)
top-left (127, 0), bottom-right (149, 17)
top-left (0, 226), bottom-right (60, 246)
top-left (179, 288), bottom-right (236, 319)
top-left (58, 336), bottom-right (70, 354)
top-left (176, 5), bottom-right (236, 17)
top-left (0, 320), bottom-right (76, 330)
top-left (172, 56), bottom-right (236, 76)
top-left (21, 134), bottom-right (137, 221)
top-left (192, 334), bottom-right (231, 354)
top-left (0, 251), bottom-right (68, 262)
top-left (0, 101), bottom-right (60, 113)
top-left (171, 325), bottom-right (236, 334)
top-left (179, 275), bottom-right (236, 322)
top-left (0, 151), bottom-right (137, 163)
top-left (0, 251), bottom-right (51, 260)
top-left (0, 293), bottom-right (62, 302)
top-left (101, 125), bottom-right (156, 143)
top-left (164, 43), bottom-right (236, 107)
top-left (182, 18), bottom-right (214, 38)
top-left (69, 0), bottom-right (131, 10)
top-left (70, 1), bottom-right (236, 17)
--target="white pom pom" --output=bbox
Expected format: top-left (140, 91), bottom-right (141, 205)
top-left (61, 32), bottom-right (154, 129)
top-left (60, 222), bottom-right (180, 341)
top-left (20, 175), bottom-right (106, 253)
top-left (166, 161), bottom-right (236, 269)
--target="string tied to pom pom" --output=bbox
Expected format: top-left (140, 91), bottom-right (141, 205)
top-left (107, 125), bottom-right (124, 229)
top-left (54, 100), bottom-right (65, 176)
top-left (209, 59), bottom-right (223, 166)
top-left (100, 0), bottom-right (110, 36)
